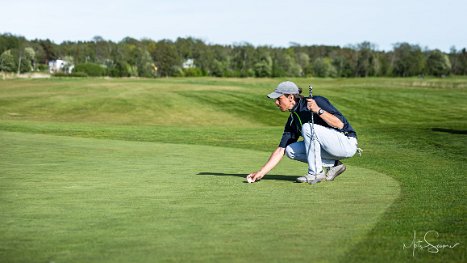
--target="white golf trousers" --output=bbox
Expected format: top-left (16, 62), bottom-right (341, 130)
top-left (285, 123), bottom-right (357, 175)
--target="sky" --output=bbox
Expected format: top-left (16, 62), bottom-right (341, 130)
top-left (1, 0), bottom-right (466, 51)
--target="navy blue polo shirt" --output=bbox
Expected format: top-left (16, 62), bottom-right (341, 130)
top-left (279, 96), bottom-right (357, 148)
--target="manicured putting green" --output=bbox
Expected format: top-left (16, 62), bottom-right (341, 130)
top-left (0, 131), bottom-right (399, 262)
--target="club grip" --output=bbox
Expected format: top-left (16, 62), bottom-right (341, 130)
top-left (308, 84), bottom-right (313, 98)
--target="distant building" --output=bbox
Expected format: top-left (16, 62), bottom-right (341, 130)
top-left (49, 59), bottom-right (74, 74)
top-left (182, 59), bottom-right (195, 69)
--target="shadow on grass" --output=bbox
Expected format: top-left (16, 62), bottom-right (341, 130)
top-left (432, 128), bottom-right (467, 134)
top-left (197, 172), bottom-right (296, 182)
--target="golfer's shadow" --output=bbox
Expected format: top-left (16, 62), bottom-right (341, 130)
top-left (197, 172), bottom-right (296, 182)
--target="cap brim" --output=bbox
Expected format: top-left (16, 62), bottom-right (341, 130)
top-left (267, 92), bottom-right (282, 99)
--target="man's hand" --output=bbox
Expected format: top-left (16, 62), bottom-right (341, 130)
top-left (246, 171), bottom-right (265, 183)
top-left (245, 147), bottom-right (285, 184)
top-left (306, 98), bottom-right (320, 113)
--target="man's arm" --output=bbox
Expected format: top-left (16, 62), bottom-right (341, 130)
top-left (306, 98), bottom-right (344, 129)
top-left (316, 110), bottom-right (344, 129)
top-left (248, 147), bottom-right (285, 182)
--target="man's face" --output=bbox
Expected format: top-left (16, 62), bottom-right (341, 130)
top-left (274, 95), bottom-right (294, 112)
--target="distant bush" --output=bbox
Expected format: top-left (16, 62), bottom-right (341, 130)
top-left (183, 67), bottom-right (203, 77)
top-left (53, 72), bottom-right (88, 77)
top-left (108, 61), bottom-right (131, 77)
top-left (171, 66), bottom-right (185, 77)
top-left (37, 64), bottom-right (48, 72)
top-left (74, 63), bottom-right (106, 76)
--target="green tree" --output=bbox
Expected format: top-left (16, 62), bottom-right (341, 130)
top-left (2, 33), bottom-right (465, 78)
top-left (271, 48), bottom-right (302, 77)
top-left (151, 40), bottom-right (182, 77)
top-left (285, 48), bottom-right (303, 76)
top-left (114, 37), bottom-right (146, 77)
top-left (23, 47), bottom-right (36, 71)
top-left (175, 37), bottom-right (203, 60)
top-left (210, 45), bottom-right (231, 77)
top-left (174, 37), bottom-right (211, 75)
top-left (296, 52), bottom-right (310, 76)
top-left (136, 49), bottom-right (155, 77)
top-left (194, 45), bottom-right (214, 76)
top-left (0, 33), bottom-right (26, 54)
top-left (312, 57), bottom-right (337, 77)
top-left (108, 43), bottom-right (129, 77)
top-left (93, 36), bottom-right (113, 64)
top-left (449, 47), bottom-right (467, 75)
top-left (355, 42), bottom-right (379, 77)
top-left (108, 60), bottom-right (131, 77)
top-left (392, 43), bottom-right (425, 77)
top-left (329, 47), bottom-right (356, 77)
top-left (37, 39), bottom-right (58, 64)
top-left (15, 47), bottom-right (33, 73)
top-left (254, 47), bottom-right (272, 77)
top-left (0, 50), bottom-right (16, 72)
top-left (376, 52), bottom-right (392, 76)
top-left (254, 57), bottom-right (272, 77)
top-left (426, 50), bottom-right (451, 77)
top-left (231, 43), bottom-right (255, 77)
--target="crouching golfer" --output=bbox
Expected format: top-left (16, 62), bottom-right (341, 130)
top-left (247, 81), bottom-right (359, 184)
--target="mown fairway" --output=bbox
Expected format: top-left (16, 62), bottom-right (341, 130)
top-left (0, 77), bottom-right (466, 262)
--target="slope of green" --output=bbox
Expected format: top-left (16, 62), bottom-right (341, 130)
top-left (0, 131), bottom-right (398, 263)
top-left (0, 77), bottom-right (466, 262)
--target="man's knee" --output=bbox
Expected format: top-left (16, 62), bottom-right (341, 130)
top-left (301, 123), bottom-right (312, 134)
top-left (285, 145), bottom-right (295, 159)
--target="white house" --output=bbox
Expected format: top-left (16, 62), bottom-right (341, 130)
top-left (182, 59), bottom-right (195, 69)
top-left (49, 59), bottom-right (74, 74)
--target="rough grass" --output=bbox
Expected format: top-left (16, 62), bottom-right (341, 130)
top-left (0, 77), bottom-right (466, 262)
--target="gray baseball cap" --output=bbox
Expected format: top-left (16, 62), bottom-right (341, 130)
top-left (267, 81), bottom-right (300, 99)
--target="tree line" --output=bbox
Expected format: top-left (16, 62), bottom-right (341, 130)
top-left (1, 33), bottom-right (466, 78)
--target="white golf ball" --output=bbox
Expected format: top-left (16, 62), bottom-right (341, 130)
top-left (246, 176), bottom-right (254, 183)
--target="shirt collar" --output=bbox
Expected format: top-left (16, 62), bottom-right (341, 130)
top-left (290, 97), bottom-right (302, 112)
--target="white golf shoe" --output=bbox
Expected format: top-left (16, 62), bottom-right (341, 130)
top-left (296, 172), bottom-right (326, 184)
top-left (326, 161), bottom-right (347, 181)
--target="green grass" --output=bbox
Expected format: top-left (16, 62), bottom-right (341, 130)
top-left (0, 131), bottom-right (398, 263)
top-left (0, 77), bottom-right (466, 262)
